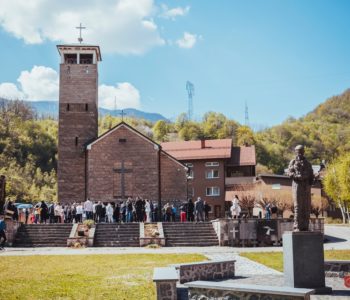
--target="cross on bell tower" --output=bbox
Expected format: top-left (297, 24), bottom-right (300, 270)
top-left (76, 23), bottom-right (86, 44)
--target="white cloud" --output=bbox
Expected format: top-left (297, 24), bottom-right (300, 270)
top-left (0, 0), bottom-right (165, 54)
top-left (0, 83), bottom-right (24, 100)
top-left (18, 66), bottom-right (59, 100)
top-left (0, 66), bottom-right (141, 109)
top-left (99, 82), bottom-right (141, 110)
top-left (161, 5), bottom-right (190, 20)
top-left (176, 32), bottom-right (197, 49)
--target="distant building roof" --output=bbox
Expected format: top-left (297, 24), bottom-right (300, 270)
top-left (161, 139), bottom-right (232, 160)
top-left (227, 146), bottom-right (256, 166)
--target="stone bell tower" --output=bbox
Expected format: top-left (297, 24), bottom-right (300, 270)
top-left (57, 43), bottom-right (102, 204)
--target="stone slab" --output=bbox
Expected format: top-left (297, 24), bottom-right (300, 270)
top-left (185, 280), bottom-right (314, 298)
top-left (283, 231), bottom-right (331, 294)
top-left (153, 267), bottom-right (178, 282)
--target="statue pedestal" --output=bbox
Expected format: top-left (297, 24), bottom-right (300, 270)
top-left (283, 231), bottom-right (332, 294)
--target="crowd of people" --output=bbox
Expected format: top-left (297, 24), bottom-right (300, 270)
top-left (3, 197), bottom-right (212, 224)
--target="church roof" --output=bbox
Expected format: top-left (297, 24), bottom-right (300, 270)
top-left (85, 122), bottom-right (187, 169)
top-left (161, 139), bottom-right (232, 160)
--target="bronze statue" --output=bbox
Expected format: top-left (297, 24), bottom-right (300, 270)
top-left (287, 145), bottom-right (314, 231)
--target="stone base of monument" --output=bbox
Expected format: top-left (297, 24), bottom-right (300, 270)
top-left (283, 231), bottom-right (332, 294)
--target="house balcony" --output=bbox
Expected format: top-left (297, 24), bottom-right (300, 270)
top-left (225, 176), bottom-right (255, 187)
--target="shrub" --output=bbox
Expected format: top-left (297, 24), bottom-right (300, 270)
top-left (83, 219), bottom-right (95, 229)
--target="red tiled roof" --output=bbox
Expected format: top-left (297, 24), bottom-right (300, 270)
top-left (227, 146), bottom-right (256, 166)
top-left (161, 139), bottom-right (232, 160)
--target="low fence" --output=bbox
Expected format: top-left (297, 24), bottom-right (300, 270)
top-left (212, 218), bottom-right (324, 246)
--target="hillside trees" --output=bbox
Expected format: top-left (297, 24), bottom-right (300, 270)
top-left (323, 153), bottom-right (350, 223)
top-left (0, 100), bottom-right (57, 202)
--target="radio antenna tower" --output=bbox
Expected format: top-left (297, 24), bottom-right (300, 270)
top-left (245, 101), bottom-right (249, 126)
top-left (186, 81), bottom-right (194, 120)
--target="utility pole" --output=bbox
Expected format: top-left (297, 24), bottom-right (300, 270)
top-left (186, 81), bottom-right (194, 120)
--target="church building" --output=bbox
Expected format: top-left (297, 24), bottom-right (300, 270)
top-left (57, 43), bottom-right (187, 205)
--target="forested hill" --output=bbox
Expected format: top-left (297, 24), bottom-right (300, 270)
top-left (1, 89), bottom-right (350, 201)
top-left (256, 89), bottom-right (350, 174)
top-left (305, 89), bottom-right (350, 123)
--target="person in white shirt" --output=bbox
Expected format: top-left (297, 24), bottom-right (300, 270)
top-left (76, 203), bottom-right (83, 223)
top-left (54, 204), bottom-right (63, 223)
top-left (231, 195), bottom-right (241, 219)
top-left (145, 199), bottom-right (151, 223)
top-left (106, 203), bottom-right (114, 223)
top-left (92, 202), bottom-right (97, 222)
top-left (84, 199), bottom-right (93, 220)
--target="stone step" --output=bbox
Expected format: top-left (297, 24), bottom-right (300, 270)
top-left (14, 244), bottom-right (67, 247)
top-left (94, 231), bottom-right (139, 234)
top-left (166, 242), bottom-right (218, 247)
top-left (163, 230), bottom-right (215, 234)
top-left (95, 242), bottom-right (140, 247)
top-left (13, 224), bottom-right (72, 247)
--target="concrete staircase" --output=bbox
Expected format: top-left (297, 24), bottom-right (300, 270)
top-left (163, 222), bottom-right (219, 247)
top-left (13, 224), bottom-right (72, 247)
top-left (94, 223), bottom-right (140, 247)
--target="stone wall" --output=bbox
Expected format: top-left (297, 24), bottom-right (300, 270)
top-left (212, 218), bottom-right (324, 247)
top-left (177, 261), bottom-right (235, 284)
top-left (5, 219), bottom-right (20, 246)
top-left (155, 282), bottom-right (177, 300)
top-left (187, 288), bottom-right (306, 300)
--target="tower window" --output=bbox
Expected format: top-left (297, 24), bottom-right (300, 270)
top-left (85, 104), bottom-right (88, 111)
top-left (80, 54), bottom-right (93, 64)
top-left (66, 104), bottom-right (70, 111)
top-left (75, 137), bottom-right (79, 146)
top-left (64, 54), bottom-right (77, 64)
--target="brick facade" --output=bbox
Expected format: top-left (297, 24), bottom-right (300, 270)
top-left (58, 62), bottom-right (98, 204)
top-left (87, 124), bottom-right (187, 204)
top-left (57, 44), bottom-right (187, 205)
top-left (186, 159), bottom-right (226, 218)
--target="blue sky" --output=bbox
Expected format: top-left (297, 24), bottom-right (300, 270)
top-left (0, 0), bottom-right (349, 127)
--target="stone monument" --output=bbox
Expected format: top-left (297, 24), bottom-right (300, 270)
top-left (283, 145), bottom-right (331, 294)
top-left (287, 145), bottom-right (314, 231)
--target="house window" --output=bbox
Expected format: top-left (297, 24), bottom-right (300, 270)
top-left (66, 103), bottom-right (70, 111)
top-left (85, 104), bottom-right (89, 111)
top-left (185, 163), bottom-right (194, 179)
top-left (206, 169), bottom-right (219, 179)
top-left (272, 184), bottom-right (281, 190)
top-left (206, 187), bottom-right (220, 196)
top-left (205, 162), bottom-right (219, 167)
top-left (75, 137), bottom-right (79, 146)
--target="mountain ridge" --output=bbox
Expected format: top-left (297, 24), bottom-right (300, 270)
top-left (0, 99), bottom-right (169, 122)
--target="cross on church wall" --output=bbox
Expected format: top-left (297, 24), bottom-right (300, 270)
top-left (113, 160), bottom-right (133, 199)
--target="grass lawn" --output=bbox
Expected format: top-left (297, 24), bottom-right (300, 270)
top-left (0, 253), bottom-right (206, 300)
top-left (240, 250), bottom-right (350, 272)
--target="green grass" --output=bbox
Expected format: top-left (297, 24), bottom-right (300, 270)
top-left (0, 254), bottom-right (206, 300)
top-left (240, 250), bottom-right (350, 272)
